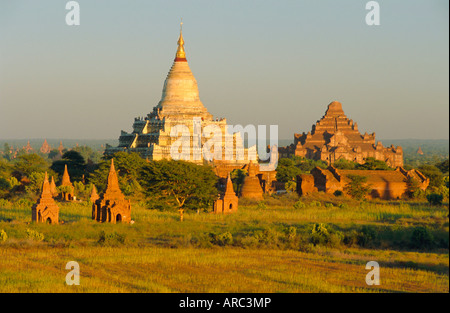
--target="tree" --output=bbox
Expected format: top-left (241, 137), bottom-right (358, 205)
top-left (418, 165), bottom-right (444, 189)
top-left (51, 150), bottom-right (86, 182)
top-left (140, 160), bottom-right (218, 221)
top-left (72, 145), bottom-right (102, 164)
top-left (0, 158), bottom-right (13, 180)
top-left (435, 159), bottom-right (449, 175)
top-left (13, 154), bottom-right (50, 178)
top-left (426, 193), bottom-right (443, 206)
top-left (229, 169), bottom-right (247, 195)
top-left (276, 158), bottom-right (301, 183)
top-left (333, 158), bottom-right (358, 170)
top-left (89, 152), bottom-right (147, 196)
top-left (405, 176), bottom-right (421, 199)
top-left (357, 158), bottom-right (391, 170)
top-left (2, 143), bottom-right (11, 161)
top-left (292, 156), bottom-right (327, 173)
top-left (344, 174), bottom-right (371, 200)
top-left (285, 181), bottom-right (296, 193)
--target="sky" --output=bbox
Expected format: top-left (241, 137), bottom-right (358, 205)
top-left (0, 0), bottom-right (448, 141)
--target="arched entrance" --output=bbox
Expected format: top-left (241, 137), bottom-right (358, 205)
top-left (116, 214), bottom-right (122, 223)
top-left (46, 217), bottom-right (52, 224)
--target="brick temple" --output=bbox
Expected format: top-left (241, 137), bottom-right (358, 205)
top-left (279, 101), bottom-right (404, 168)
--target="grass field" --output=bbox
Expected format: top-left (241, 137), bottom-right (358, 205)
top-left (0, 194), bottom-right (448, 293)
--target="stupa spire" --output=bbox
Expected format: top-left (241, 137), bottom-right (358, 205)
top-left (41, 172), bottom-right (52, 198)
top-left (104, 159), bottom-right (124, 199)
top-left (224, 174), bottom-right (236, 196)
top-left (61, 164), bottom-right (72, 186)
top-left (175, 19), bottom-right (187, 61)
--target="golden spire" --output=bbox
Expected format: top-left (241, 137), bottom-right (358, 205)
top-left (175, 19), bottom-right (186, 61)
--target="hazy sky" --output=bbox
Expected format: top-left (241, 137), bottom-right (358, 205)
top-left (0, 0), bottom-right (448, 141)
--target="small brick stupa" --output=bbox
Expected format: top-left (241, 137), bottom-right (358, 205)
top-left (50, 176), bottom-right (58, 197)
top-left (92, 159), bottom-right (131, 223)
top-left (60, 164), bottom-right (75, 201)
top-left (240, 161), bottom-right (264, 200)
top-left (31, 172), bottom-right (59, 224)
top-left (90, 184), bottom-right (99, 204)
top-left (213, 174), bottom-right (238, 214)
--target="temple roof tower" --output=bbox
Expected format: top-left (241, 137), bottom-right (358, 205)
top-left (103, 159), bottom-right (125, 201)
top-left (90, 184), bottom-right (99, 203)
top-left (31, 172), bottom-right (59, 224)
top-left (213, 174), bottom-right (238, 214)
top-left (280, 101), bottom-right (403, 168)
top-left (50, 176), bottom-right (58, 197)
top-left (40, 139), bottom-right (51, 154)
top-left (61, 164), bottom-right (73, 187)
top-left (60, 164), bottom-right (75, 201)
top-left (92, 159), bottom-right (131, 223)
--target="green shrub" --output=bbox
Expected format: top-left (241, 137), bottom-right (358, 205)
top-left (324, 203), bottom-right (334, 208)
top-left (98, 230), bottom-right (127, 246)
top-left (309, 223), bottom-right (342, 247)
top-left (0, 199), bottom-right (12, 209)
top-left (26, 228), bottom-right (44, 241)
top-left (209, 232), bottom-right (233, 246)
top-left (310, 201), bottom-right (321, 207)
top-left (338, 203), bottom-right (349, 209)
top-left (14, 198), bottom-right (33, 209)
top-left (256, 202), bottom-right (267, 210)
top-left (239, 235), bottom-right (259, 248)
top-left (426, 193), bottom-right (443, 206)
top-left (293, 200), bottom-right (306, 209)
top-left (343, 230), bottom-right (359, 247)
top-left (309, 223), bottom-right (329, 246)
top-left (358, 225), bottom-right (378, 247)
top-left (254, 227), bottom-right (280, 245)
top-left (0, 229), bottom-right (7, 242)
top-left (411, 226), bottom-right (434, 249)
top-left (286, 226), bottom-right (297, 241)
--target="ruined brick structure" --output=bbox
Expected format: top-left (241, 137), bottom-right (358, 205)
top-left (60, 164), bottom-right (75, 201)
top-left (213, 174), bottom-right (238, 214)
top-left (279, 101), bottom-right (403, 168)
top-left (240, 161), bottom-right (264, 200)
top-left (297, 166), bottom-right (429, 200)
top-left (92, 159), bottom-right (131, 223)
top-left (50, 176), bottom-right (58, 197)
top-left (213, 161), bottom-right (277, 194)
top-left (31, 172), bottom-right (59, 224)
top-left (90, 184), bottom-right (99, 203)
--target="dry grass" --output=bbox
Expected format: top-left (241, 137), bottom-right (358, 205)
top-left (0, 195), bottom-right (448, 293)
top-left (0, 246), bottom-right (448, 293)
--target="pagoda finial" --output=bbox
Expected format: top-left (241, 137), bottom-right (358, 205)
top-left (175, 19), bottom-right (187, 61)
top-left (41, 172), bottom-right (52, 198)
top-left (105, 158), bottom-right (121, 194)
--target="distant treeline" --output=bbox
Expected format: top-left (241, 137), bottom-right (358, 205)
top-left (0, 139), bottom-right (118, 151)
